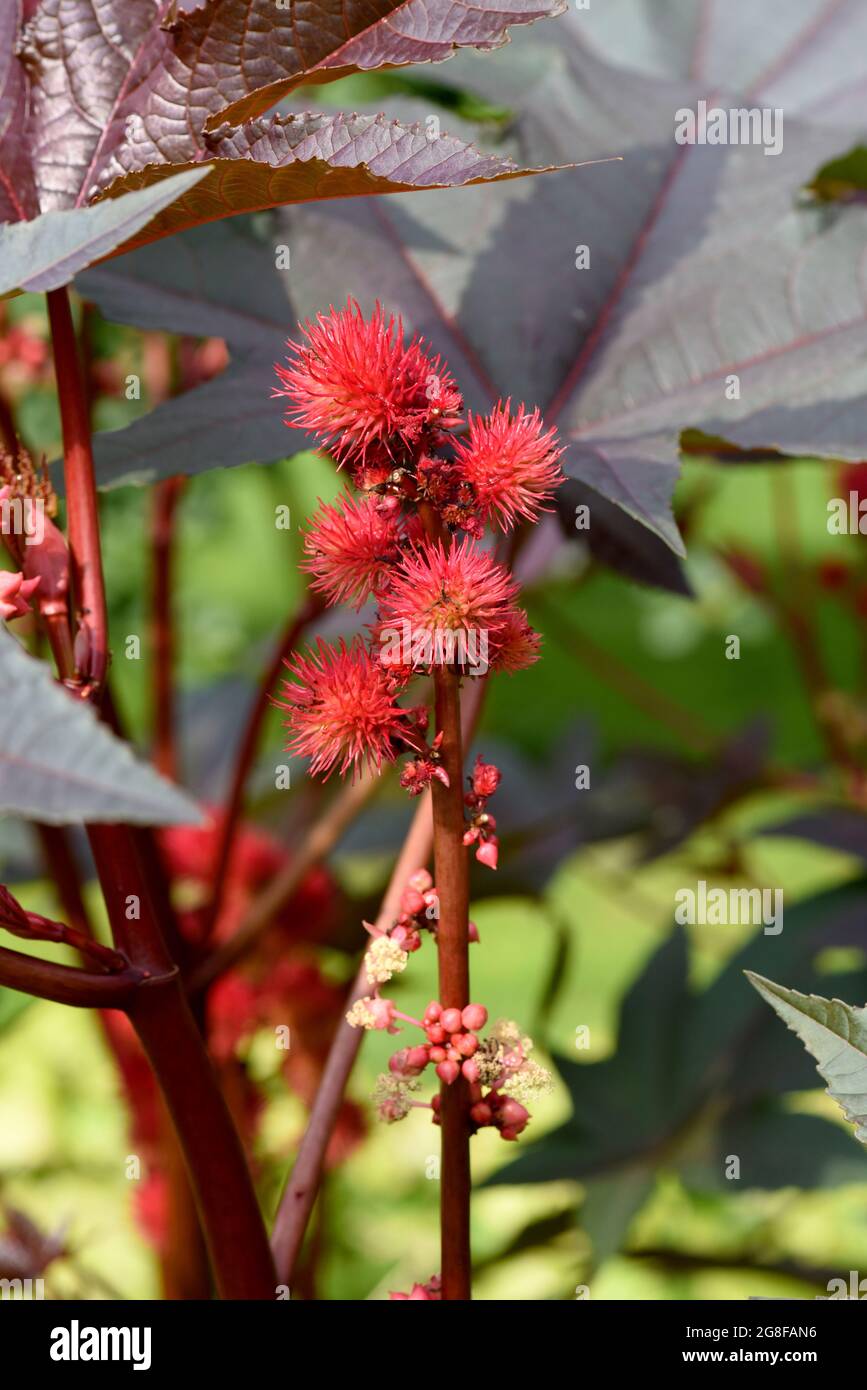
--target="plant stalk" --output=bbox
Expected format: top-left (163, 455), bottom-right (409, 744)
top-left (48, 283), bottom-right (275, 1299)
top-left (430, 665), bottom-right (472, 1300)
top-left (89, 824), bottom-right (276, 1298)
top-left (46, 287), bottom-right (108, 693)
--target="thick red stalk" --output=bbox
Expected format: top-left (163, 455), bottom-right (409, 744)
top-left (0, 944), bottom-right (142, 1007)
top-left (46, 288), bottom-right (108, 693)
top-left (47, 285), bottom-right (275, 1299)
top-left (33, 821), bottom-right (209, 1299)
top-left (430, 666), bottom-right (472, 1300)
top-left (89, 825), bottom-right (276, 1299)
top-left (150, 475), bottom-right (186, 780)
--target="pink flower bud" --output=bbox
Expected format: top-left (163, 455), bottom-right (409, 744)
top-left (428, 1046), bottom-right (446, 1064)
top-left (368, 997), bottom-right (396, 1030)
top-left (389, 1045), bottom-right (430, 1078)
top-left (436, 1059), bottom-right (460, 1085)
top-left (441, 1007), bottom-right (463, 1034)
top-left (408, 869), bottom-right (433, 894)
top-left (461, 1058), bottom-right (480, 1083)
top-left (401, 888), bottom-right (426, 916)
top-left (498, 1098), bottom-right (529, 1130)
top-left (468, 921), bottom-right (480, 943)
top-left (454, 1032), bottom-right (478, 1057)
top-left (470, 1101), bottom-right (493, 1126)
top-left (423, 1000), bottom-right (442, 1023)
top-left (461, 1003), bottom-right (488, 1031)
top-left (426, 1023), bottom-right (446, 1045)
top-left (475, 839), bottom-right (498, 870)
top-left (499, 1126), bottom-right (521, 1141)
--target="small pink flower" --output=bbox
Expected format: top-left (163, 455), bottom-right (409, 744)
top-left (0, 570), bottom-right (39, 621)
top-left (453, 400), bottom-right (564, 531)
top-left (475, 839), bottom-right (499, 871)
top-left (369, 997), bottom-right (396, 1029)
top-left (275, 638), bottom-right (409, 780)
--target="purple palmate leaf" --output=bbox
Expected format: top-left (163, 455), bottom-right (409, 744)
top-left (6, 0), bottom-right (569, 246)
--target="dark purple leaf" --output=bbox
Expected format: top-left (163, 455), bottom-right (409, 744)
top-left (94, 111), bottom-right (565, 254)
top-left (83, 3), bottom-right (867, 515)
top-left (0, 0), bottom-right (36, 221)
top-left (575, 0), bottom-right (867, 127)
top-left (10, 0), bottom-right (569, 247)
top-left (758, 808), bottom-right (867, 860)
top-left (556, 479), bottom-right (692, 596)
top-left (0, 165), bottom-right (209, 295)
top-left (273, 12), bottom-right (867, 548)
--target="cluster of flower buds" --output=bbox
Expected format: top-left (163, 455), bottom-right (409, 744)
top-left (462, 756), bottom-right (502, 870)
top-left (390, 1000), bottom-right (489, 1087)
top-left (360, 983), bottom-right (551, 1143)
top-left (467, 1091), bottom-right (530, 1142)
top-left (390, 868), bottom-right (439, 949)
top-left (272, 301), bottom-right (563, 784)
top-left (347, 869), bottom-right (484, 1038)
top-left (389, 1274), bottom-right (442, 1301)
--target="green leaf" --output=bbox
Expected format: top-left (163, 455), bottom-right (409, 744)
top-left (745, 972), bottom-right (867, 1147)
top-left (0, 166), bottom-right (210, 296)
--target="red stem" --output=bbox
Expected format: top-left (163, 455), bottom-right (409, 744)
top-left (270, 675), bottom-right (488, 1288)
top-left (88, 824), bottom-right (276, 1299)
top-left (47, 285), bottom-right (275, 1299)
top-left (33, 825), bottom-right (210, 1300)
top-left (430, 667), bottom-right (472, 1300)
top-left (0, 944), bottom-right (142, 1007)
top-left (46, 288), bottom-right (108, 693)
top-left (151, 475), bottom-right (186, 780)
